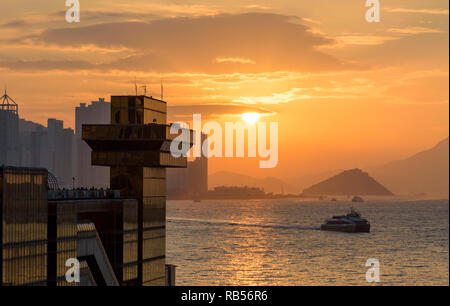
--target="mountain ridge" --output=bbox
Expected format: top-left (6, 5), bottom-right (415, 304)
top-left (371, 137), bottom-right (449, 196)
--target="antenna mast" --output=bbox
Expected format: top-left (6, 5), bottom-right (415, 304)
top-left (140, 85), bottom-right (147, 96)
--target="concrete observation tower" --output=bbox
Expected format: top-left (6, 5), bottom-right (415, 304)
top-left (82, 95), bottom-right (193, 285)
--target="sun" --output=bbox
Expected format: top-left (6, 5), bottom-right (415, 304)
top-left (241, 112), bottom-right (260, 124)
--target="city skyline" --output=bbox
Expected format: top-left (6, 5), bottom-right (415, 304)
top-left (0, 90), bottom-right (75, 186)
top-left (1, 93), bottom-right (209, 192)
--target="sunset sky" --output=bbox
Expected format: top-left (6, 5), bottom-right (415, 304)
top-left (0, 0), bottom-right (448, 178)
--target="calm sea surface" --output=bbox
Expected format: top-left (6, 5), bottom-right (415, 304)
top-left (167, 199), bottom-right (449, 285)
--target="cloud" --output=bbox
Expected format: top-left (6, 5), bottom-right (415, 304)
top-left (108, 2), bottom-right (221, 17)
top-left (167, 103), bottom-right (274, 121)
top-left (329, 31), bottom-right (449, 68)
top-left (0, 59), bottom-right (95, 70)
top-left (2, 20), bottom-right (29, 28)
top-left (243, 4), bottom-right (272, 10)
top-left (327, 35), bottom-right (399, 47)
top-left (384, 8), bottom-right (449, 15)
top-left (330, 34), bottom-right (397, 47)
top-left (233, 88), bottom-right (310, 104)
top-left (301, 17), bottom-right (322, 25)
top-left (387, 27), bottom-right (445, 35)
top-left (0, 6), bottom-right (211, 30)
top-left (216, 57), bottom-right (256, 64)
top-left (231, 87), bottom-right (359, 105)
top-left (5, 13), bottom-right (352, 73)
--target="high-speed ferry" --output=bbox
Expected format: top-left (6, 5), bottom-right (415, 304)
top-left (321, 208), bottom-right (370, 233)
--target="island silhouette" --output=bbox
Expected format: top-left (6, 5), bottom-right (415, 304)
top-left (301, 168), bottom-right (393, 196)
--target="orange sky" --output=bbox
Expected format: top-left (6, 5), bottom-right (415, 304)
top-left (0, 0), bottom-right (448, 178)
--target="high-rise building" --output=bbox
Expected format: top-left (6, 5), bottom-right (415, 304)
top-left (75, 98), bottom-right (110, 188)
top-left (18, 119), bottom-right (46, 168)
top-left (167, 133), bottom-right (208, 198)
top-left (17, 118), bottom-right (74, 187)
top-left (0, 91), bottom-right (20, 166)
top-left (82, 95), bottom-right (193, 285)
top-left (1, 165), bottom-right (139, 286)
top-left (47, 119), bottom-right (75, 187)
top-left (0, 166), bottom-right (48, 286)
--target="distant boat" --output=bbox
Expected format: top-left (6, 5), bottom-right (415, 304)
top-left (352, 196), bottom-right (364, 202)
top-left (331, 198), bottom-right (337, 202)
top-left (321, 208), bottom-right (370, 233)
top-left (193, 199), bottom-right (201, 203)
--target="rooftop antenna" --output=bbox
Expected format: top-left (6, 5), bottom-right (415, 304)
top-left (160, 78), bottom-right (164, 101)
top-left (140, 85), bottom-right (147, 96)
top-left (134, 77), bottom-right (138, 96)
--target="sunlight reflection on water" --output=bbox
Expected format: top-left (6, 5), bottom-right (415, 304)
top-left (167, 199), bottom-right (449, 285)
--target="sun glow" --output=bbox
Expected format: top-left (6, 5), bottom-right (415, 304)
top-left (241, 112), bottom-right (260, 124)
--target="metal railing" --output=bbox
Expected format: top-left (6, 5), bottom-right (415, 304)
top-left (48, 189), bottom-right (121, 200)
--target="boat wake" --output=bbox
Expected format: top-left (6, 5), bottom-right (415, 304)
top-left (167, 217), bottom-right (319, 231)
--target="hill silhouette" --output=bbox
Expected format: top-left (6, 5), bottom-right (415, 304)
top-left (371, 137), bottom-right (449, 196)
top-left (302, 168), bottom-right (393, 196)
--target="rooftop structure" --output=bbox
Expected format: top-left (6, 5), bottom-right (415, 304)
top-left (0, 89), bottom-right (18, 115)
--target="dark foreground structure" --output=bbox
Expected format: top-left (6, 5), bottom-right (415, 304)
top-left (82, 95), bottom-right (193, 286)
top-left (0, 167), bottom-right (48, 285)
top-left (1, 95), bottom-right (192, 286)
